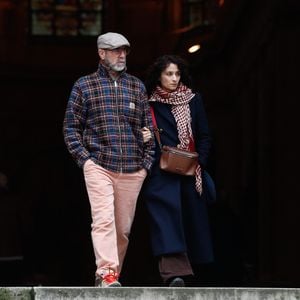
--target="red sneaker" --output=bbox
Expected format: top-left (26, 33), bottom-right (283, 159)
top-left (95, 269), bottom-right (121, 287)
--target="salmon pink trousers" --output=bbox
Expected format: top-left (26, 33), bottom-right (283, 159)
top-left (83, 159), bottom-right (147, 277)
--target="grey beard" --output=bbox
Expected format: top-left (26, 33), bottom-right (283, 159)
top-left (104, 59), bottom-right (126, 72)
top-left (111, 64), bottom-right (126, 72)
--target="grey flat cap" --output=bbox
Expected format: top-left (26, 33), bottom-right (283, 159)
top-left (97, 32), bottom-right (130, 49)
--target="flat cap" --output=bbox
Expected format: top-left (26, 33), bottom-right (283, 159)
top-left (97, 32), bottom-right (130, 49)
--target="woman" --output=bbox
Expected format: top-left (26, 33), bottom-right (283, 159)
top-left (142, 55), bottom-right (214, 287)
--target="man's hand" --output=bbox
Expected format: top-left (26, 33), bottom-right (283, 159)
top-left (141, 127), bottom-right (151, 143)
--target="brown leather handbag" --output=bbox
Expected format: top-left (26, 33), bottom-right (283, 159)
top-left (160, 145), bottom-right (199, 175)
top-left (150, 106), bottom-right (198, 176)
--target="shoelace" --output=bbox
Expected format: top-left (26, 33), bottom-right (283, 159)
top-left (102, 269), bottom-right (119, 283)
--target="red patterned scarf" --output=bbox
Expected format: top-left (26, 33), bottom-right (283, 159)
top-left (150, 83), bottom-right (202, 195)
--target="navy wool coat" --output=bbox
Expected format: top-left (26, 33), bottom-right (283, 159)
top-left (141, 93), bottom-right (214, 264)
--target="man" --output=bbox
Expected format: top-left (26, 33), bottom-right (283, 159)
top-left (63, 32), bottom-right (154, 287)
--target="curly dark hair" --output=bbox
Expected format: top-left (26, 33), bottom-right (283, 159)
top-left (144, 54), bottom-right (193, 97)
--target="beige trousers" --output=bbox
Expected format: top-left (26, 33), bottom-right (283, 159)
top-left (83, 159), bottom-right (147, 276)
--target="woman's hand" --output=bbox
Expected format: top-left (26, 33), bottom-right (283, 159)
top-left (141, 127), bottom-right (151, 143)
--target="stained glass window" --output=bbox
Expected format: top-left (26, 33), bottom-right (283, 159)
top-left (29, 0), bottom-right (102, 37)
top-left (183, 0), bottom-right (219, 27)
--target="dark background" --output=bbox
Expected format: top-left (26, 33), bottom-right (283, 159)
top-left (0, 0), bottom-right (299, 287)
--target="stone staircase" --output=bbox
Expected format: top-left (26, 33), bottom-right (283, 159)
top-left (1, 287), bottom-right (300, 300)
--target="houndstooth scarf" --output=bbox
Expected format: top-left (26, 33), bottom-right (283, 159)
top-left (150, 83), bottom-right (203, 195)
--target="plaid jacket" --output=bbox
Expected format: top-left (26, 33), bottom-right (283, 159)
top-left (63, 64), bottom-right (155, 173)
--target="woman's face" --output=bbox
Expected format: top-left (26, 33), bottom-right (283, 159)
top-left (159, 63), bottom-right (181, 92)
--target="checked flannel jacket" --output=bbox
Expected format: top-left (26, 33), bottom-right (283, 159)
top-left (63, 63), bottom-right (155, 173)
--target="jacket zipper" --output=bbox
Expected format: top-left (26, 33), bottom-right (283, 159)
top-left (114, 80), bottom-right (123, 173)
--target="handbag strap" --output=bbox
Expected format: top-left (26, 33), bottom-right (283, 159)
top-left (150, 106), bottom-right (195, 152)
top-left (150, 106), bottom-right (162, 149)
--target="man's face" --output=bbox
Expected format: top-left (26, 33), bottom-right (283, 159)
top-left (98, 47), bottom-right (129, 72)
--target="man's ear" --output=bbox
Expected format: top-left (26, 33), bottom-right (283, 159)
top-left (98, 49), bottom-right (105, 60)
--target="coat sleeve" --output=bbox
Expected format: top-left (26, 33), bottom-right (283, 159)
top-left (140, 89), bottom-right (155, 171)
top-left (193, 93), bottom-right (212, 168)
top-left (63, 81), bottom-right (90, 168)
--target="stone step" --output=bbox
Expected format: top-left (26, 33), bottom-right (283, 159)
top-left (1, 287), bottom-right (300, 300)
